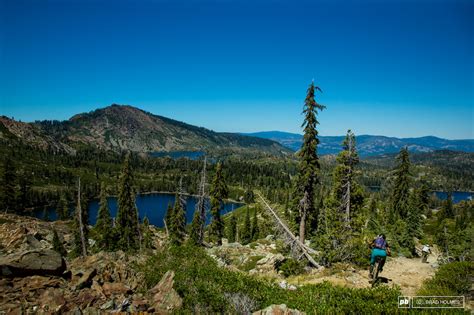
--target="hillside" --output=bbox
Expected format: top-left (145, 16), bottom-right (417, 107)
top-left (246, 131), bottom-right (474, 156)
top-left (1, 105), bottom-right (291, 157)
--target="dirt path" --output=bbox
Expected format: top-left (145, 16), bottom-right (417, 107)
top-left (288, 255), bottom-right (438, 296)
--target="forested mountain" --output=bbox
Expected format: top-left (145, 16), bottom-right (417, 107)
top-left (246, 131), bottom-right (474, 156)
top-left (0, 105), bottom-right (291, 157)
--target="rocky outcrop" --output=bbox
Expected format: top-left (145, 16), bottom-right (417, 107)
top-left (148, 270), bottom-right (183, 313)
top-left (253, 304), bottom-right (305, 315)
top-left (0, 249), bottom-right (67, 277)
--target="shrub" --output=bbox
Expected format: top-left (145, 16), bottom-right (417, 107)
top-left (137, 244), bottom-right (402, 313)
top-left (240, 255), bottom-right (265, 272)
top-left (418, 261), bottom-right (474, 297)
top-left (276, 258), bottom-right (305, 277)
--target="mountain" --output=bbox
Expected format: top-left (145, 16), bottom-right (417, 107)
top-left (0, 105), bottom-right (291, 156)
top-left (245, 131), bottom-right (474, 156)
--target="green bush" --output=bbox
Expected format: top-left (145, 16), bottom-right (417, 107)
top-left (418, 261), bottom-right (474, 297)
top-left (276, 258), bottom-right (305, 277)
top-left (137, 244), bottom-right (402, 313)
top-left (240, 255), bottom-right (265, 272)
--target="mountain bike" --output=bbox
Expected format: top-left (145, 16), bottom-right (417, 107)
top-left (371, 256), bottom-right (383, 287)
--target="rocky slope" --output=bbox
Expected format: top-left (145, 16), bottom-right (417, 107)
top-left (0, 213), bottom-right (302, 314)
top-left (0, 116), bottom-right (75, 154)
top-left (1, 105), bottom-right (291, 156)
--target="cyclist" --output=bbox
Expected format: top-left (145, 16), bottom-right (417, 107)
top-left (369, 234), bottom-right (391, 278)
top-left (421, 244), bottom-right (431, 263)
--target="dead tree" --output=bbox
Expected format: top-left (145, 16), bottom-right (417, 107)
top-left (340, 130), bottom-right (358, 228)
top-left (77, 178), bottom-right (87, 257)
top-left (257, 192), bottom-right (320, 268)
top-left (195, 157), bottom-right (208, 244)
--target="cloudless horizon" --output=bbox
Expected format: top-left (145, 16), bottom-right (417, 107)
top-left (0, 0), bottom-right (473, 139)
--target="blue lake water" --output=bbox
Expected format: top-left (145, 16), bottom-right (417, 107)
top-left (149, 151), bottom-right (205, 160)
top-left (36, 193), bottom-right (244, 227)
top-left (434, 191), bottom-right (473, 204)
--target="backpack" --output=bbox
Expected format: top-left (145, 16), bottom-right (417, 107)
top-left (374, 236), bottom-right (387, 249)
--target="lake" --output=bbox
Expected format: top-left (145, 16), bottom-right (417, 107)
top-left (434, 191), bottom-right (473, 204)
top-left (36, 192), bottom-right (244, 227)
top-left (149, 151), bottom-right (205, 160)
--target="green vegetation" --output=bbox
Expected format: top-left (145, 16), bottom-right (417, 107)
top-left (138, 244), bottom-right (401, 314)
top-left (418, 261), bottom-right (473, 297)
top-left (116, 154), bottom-right (140, 251)
top-left (93, 182), bottom-right (114, 251)
top-left (276, 258), bottom-right (305, 277)
top-left (209, 162), bottom-right (229, 245)
top-left (291, 81), bottom-right (325, 243)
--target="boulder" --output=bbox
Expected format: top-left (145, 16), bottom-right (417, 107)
top-left (0, 249), bottom-right (66, 277)
top-left (72, 268), bottom-right (97, 290)
top-left (102, 282), bottom-right (132, 297)
top-left (148, 270), bottom-right (182, 313)
top-left (253, 304), bottom-right (305, 315)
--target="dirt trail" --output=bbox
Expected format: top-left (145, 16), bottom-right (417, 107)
top-left (289, 254), bottom-right (438, 296)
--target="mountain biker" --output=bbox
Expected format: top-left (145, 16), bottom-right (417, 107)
top-left (421, 244), bottom-right (431, 263)
top-left (369, 234), bottom-right (391, 277)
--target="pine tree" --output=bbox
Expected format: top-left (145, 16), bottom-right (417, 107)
top-left (52, 228), bottom-right (67, 257)
top-left (94, 182), bottom-right (113, 250)
top-left (57, 192), bottom-right (70, 220)
top-left (439, 192), bottom-right (454, 221)
top-left (189, 158), bottom-right (208, 245)
top-left (209, 162), bottom-right (229, 245)
top-left (72, 179), bottom-right (88, 257)
top-left (115, 154), bottom-right (140, 251)
top-left (244, 187), bottom-right (254, 204)
top-left (293, 81), bottom-right (325, 243)
top-left (240, 207), bottom-right (252, 244)
top-left (227, 213), bottom-right (237, 243)
top-left (332, 130), bottom-right (361, 228)
top-left (189, 210), bottom-right (203, 245)
top-left (142, 216), bottom-right (153, 249)
top-left (251, 207), bottom-right (260, 241)
top-left (405, 191), bottom-right (422, 254)
top-left (0, 156), bottom-right (17, 213)
top-left (170, 193), bottom-right (186, 245)
top-left (164, 201), bottom-right (174, 236)
top-left (391, 147), bottom-right (411, 222)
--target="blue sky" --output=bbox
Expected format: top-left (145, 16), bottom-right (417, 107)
top-left (0, 0), bottom-right (472, 139)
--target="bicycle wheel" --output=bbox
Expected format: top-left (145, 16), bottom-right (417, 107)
top-left (372, 259), bottom-right (380, 287)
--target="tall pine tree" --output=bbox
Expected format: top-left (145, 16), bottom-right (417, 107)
top-left (227, 213), bottom-right (237, 243)
top-left (251, 206), bottom-right (260, 241)
top-left (94, 182), bottom-right (113, 250)
top-left (391, 147), bottom-right (411, 222)
top-left (189, 158), bottom-right (208, 245)
top-left (293, 81), bottom-right (325, 243)
top-left (72, 179), bottom-right (88, 257)
top-left (170, 192), bottom-right (186, 245)
top-left (240, 207), bottom-right (252, 245)
top-left (209, 162), bottom-right (229, 245)
top-left (332, 130), bottom-right (361, 228)
top-left (116, 154), bottom-right (140, 251)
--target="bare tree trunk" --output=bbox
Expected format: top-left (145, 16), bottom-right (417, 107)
top-left (164, 219), bottom-right (169, 237)
top-left (299, 191), bottom-right (309, 243)
top-left (197, 157), bottom-right (208, 244)
top-left (77, 178), bottom-right (87, 257)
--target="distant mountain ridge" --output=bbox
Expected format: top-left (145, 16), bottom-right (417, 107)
top-left (245, 131), bottom-right (474, 156)
top-left (0, 105), bottom-right (291, 156)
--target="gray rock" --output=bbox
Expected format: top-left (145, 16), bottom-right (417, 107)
top-left (0, 249), bottom-right (66, 277)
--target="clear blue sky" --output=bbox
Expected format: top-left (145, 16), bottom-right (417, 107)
top-left (0, 0), bottom-right (472, 139)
